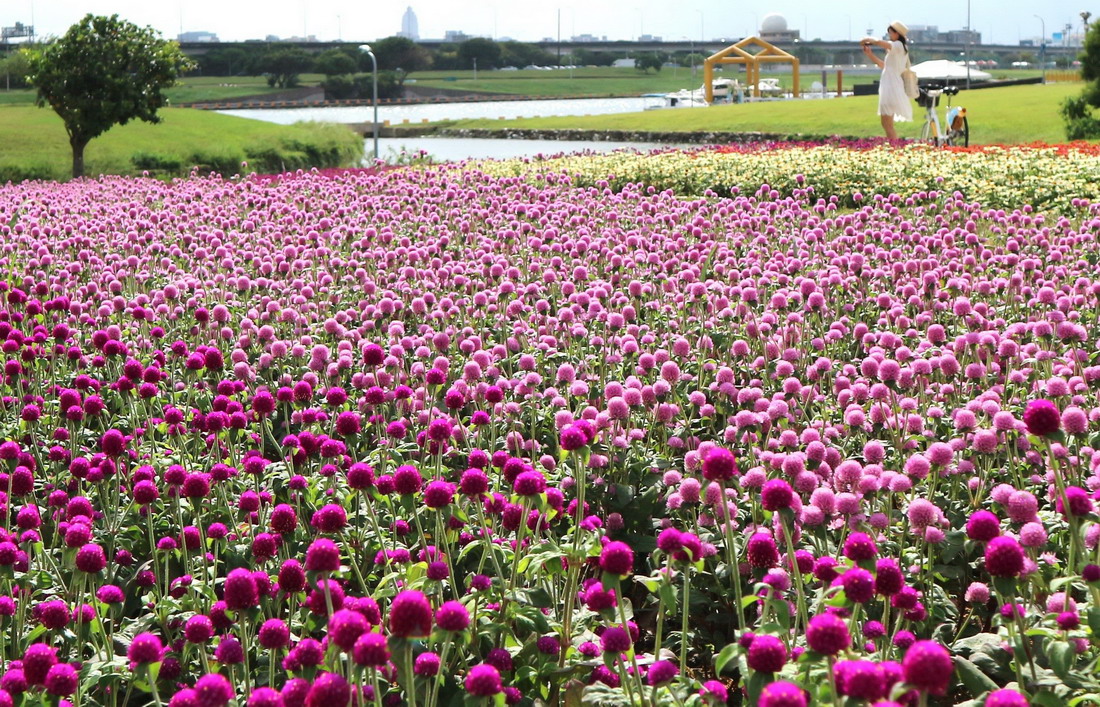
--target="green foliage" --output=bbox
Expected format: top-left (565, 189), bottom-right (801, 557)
top-left (458, 38), bottom-right (503, 70)
top-left (130, 151), bottom-right (184, 173)
top-left (314, 49), bottom-right (358, 77)
top-left (0, 50), bottom-right (32, 88)
top-left (370, 36), bottom-right (433, 77)
top-left (258, 47), bottom-right (314, 88)
top-left (1062, 20), bottom-right (1100, 139)
top-left (195, 46), bottom-right (248, 76)
top-left (1060, 95), bottom-right (1100, 139)
top-left (500, 41), bottom-right (556, 69)
top-left (0, 106), bottom-right (362, 181)
top-left (635, 53), bottom-right (664, 73)
top-left (25, 14), bottom-right (194, 178)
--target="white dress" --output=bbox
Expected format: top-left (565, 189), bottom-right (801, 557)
top-left (878, 40), bottom-right (912, 121)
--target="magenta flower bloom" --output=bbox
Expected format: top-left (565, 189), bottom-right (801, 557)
top-left (424, 480), bottom-right (456, 508)
top-left (305, 538), bottom-right (341, 572)
top-left (435, 600), bottom-right (471, 632)
top-left (258, 618), bottom-right (291, 650)
top-left (353, 631), bottom-right (390, 667)
top-left (223, 568), bottom-right (259, 610)
top-left (701, 447), bottom-right (738, 481)
top-left (984, 536), bottom-right (1025, 578)
top-left (465, 664), bottom-right (503, 697)
top-left (901, 640), bottom-right (953, 695)
top-left (746, 533), bottom-right (779, 568)
top-left (965, 510), bottom-right (1001, 542)
top-left (760, 478), bottom-right (794, 511)
top-left (805, 613), bottom-right (850, 655)
top-left (388, 590), bottom-right (433, 638)
top-left (127, 632), bottom-right (164, 665)
top-left (746, 634), bottom-right (787, 672)
top-left (327, 609), bottom-right (368, 651)
top-left (1023, 399), bottom-right (1061, 436)
top-left (646, 660), bottom-right (679, 685)
top-left (758, 680), bottom-right (807, 707)
top-left (985, 688), bottom-right (1030, 707)
top-left (599, 541), bottom-right (634, 576)
top-left (44, 663), bottom-right (77, 696)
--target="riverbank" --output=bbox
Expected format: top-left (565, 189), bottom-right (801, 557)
top-left (0, 106), bottom-right (362, 181)
top-left (440, 83), bottom-right (1085, 145)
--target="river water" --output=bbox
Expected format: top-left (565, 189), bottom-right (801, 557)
top-left (370, 136), bottom-right (684, 162)
top-left (218, 96), bottom-right (652, 126)
top-left (218, 96), bottom-right (681, 162)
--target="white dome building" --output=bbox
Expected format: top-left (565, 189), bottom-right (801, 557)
top-left (758, 13), bottom-right (800, 42)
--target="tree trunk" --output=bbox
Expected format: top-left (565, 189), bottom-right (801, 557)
top-left (70, 136), bottom-right (87, 179)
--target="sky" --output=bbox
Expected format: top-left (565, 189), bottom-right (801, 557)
top-left (2, 0), bottom-right (1095, 46)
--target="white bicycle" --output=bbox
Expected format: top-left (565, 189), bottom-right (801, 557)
top-left (916, 84), bottom-right (970, 147)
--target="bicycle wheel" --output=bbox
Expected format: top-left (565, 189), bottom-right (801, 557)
top-left (945, 117), bottom-right (970, 147)
top-left (920, 119), bottom-right (935, 144)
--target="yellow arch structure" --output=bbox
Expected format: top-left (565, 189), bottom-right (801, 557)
top-left (704, 36), bottom-right (800, 103)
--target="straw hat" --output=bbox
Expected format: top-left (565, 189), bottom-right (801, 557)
top-left (889, 21), bottom-right (909, 38)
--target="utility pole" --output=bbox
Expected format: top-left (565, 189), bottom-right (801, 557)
top-left (557, 9), bottom-right (562, 67)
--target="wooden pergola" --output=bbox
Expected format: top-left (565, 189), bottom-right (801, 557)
top-left (703, 36), bottom-right (800, 103)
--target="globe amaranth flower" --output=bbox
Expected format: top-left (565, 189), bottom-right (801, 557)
top-left (746, 533), bottom-right (779, 568)
top-left (805, 613), bottom-right (850, 655)
top-left (465, 664), bottom-right (503, 697)
top-left (835, 660), bottom-right (886, 700)
top-left (44, 662), bottom-right (78, 696)
top-left (353, 631), bottom-right (389, 667)
top-left (760, 478), bottom-right (794, 511)
top-left (1023, 399), bottom-right (1061, 437)
top-left (758, 680), bottom-right (807, 707)
top-left (435, 600), bottom-right (470, 632)
top-left (305, 672), bottom-right (350, 707)
top-left (127, 632), bottom-right (164, 665)
top-left (327, 609), bottom-right (368, 651)
top-left (257, 618), bottom-right (290, 650)
top-left (965, 510), bottom-right (1001, 542)
top-left (646, 660), bottom-right (679, 686)
top-left (984, 688), bottom-right (1030, 707)
top-left (901, 640), bottom-right (953, 695)
top-left (304, 538), bottom-right (341, 573)
top-left (984, 536), bottom-right (1025, 578)
top-left (599, 541), bottom-right (634, 576)
top-left (701, 447), bottom-right (738, 482)
top-left (388, 590), bottom-right (433, 638)
top-left (843, 532), bottom-right (878, 561)
top-left (746, 634), bottom-right (787, 672)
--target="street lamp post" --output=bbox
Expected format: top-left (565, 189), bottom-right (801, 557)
top-left (1034, 16), bottom-right (1046, 83)
top-left (965, 0), bottom-right (971, 89)
top-left (358, 45), bottom-right (379, 161)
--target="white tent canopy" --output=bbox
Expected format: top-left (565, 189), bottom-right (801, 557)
top-left (911, 60), bottom-right (992, 82)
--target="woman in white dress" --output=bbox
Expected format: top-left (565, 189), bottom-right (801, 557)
top-left (861, 21), bottom-right (912, 140)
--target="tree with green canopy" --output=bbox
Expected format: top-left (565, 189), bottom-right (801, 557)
top-left (1062, 17), bottom-right (1100, 139)
top-left (26, 14), bottom-right (194, 179)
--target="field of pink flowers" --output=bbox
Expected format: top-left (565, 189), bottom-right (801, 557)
top-left (0, 149), bottom-right (1097, 707)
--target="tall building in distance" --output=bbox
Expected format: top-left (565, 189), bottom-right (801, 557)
top-left (399, 7), bottom-right (420, 41)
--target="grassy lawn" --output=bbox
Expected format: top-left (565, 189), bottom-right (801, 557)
top-left (449, 82), bottom-right (1085, 145)
top-left (0, 105), bottom-right (362, 181)
top-left (0, 73), bottom-right (335, 107)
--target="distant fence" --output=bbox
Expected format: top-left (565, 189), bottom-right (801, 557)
top-left (1045, 70), bottom-right (1082, 83)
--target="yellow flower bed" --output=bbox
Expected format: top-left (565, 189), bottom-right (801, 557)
top-left (480, 143), bottom-right (1100, 212)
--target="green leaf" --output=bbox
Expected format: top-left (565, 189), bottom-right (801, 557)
top-left (954, 656), bottom-right (998, 696)
top-left (714, 642), bottom-right (739, 675)
top-left (1088, 607), bottom-right (1100, 636)
top-left (1048, 641), bottom-right (1075, 680)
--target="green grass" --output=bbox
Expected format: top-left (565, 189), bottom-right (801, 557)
top-left (449, 83), bottom-right (1086, 145)
top-left (0, 73), bottom-right (334, 107)
top-left (410, 66), bottom-right (881, 97)
top-left (0, 105), bottom-right (363, 181)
